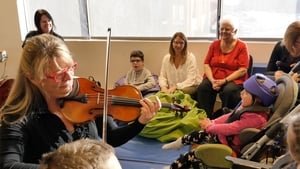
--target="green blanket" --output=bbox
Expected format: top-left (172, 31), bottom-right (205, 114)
top-left (139, 91), bottom-right (207, 142)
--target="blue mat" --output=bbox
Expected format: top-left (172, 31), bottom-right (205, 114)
top-left (115, 136), bottom-right (190, 169)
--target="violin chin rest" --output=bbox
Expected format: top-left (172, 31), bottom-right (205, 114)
top-left (67, 78), bottom-right (80, 98)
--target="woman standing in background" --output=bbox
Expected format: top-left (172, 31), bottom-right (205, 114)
top-left (22, 9), bottom-right (63, 48)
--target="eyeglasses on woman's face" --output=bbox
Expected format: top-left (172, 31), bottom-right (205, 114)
top-left (130, 59), bottom-right (142, 63)
top-left (172, 41), bottom-right (185, 46)
top-left (45, 63), bottom-right (77, 83)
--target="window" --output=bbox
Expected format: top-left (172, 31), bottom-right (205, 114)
top-left (18, 0), bottom-right (217, 39)
top-left (221, 0), bottom-right (300, 38)
top-left (88, 0), bottom-right (217, 37)
top-left (17, 0), bottom-right (300, 39)
top-left (18, 0), bottom-right (88, 38)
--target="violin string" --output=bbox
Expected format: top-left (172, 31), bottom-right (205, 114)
top-left (83, 93), bottom-right (174, 109)
top-left (85, 94), bottom-right (140, 105)
top-left (113, 96), bottom-right (141, 106)
top-left (78, 93), bottom-right (186, 111)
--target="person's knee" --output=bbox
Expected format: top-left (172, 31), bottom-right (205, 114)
top-left (197, 79), bottom-right (212, 92)
top-left (182, 86), bottom-right (198, 96)
top-left (219, 83), bottom-right (242, 107)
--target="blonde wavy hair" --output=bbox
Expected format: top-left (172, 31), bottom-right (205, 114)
top-left (39, 138), bottom-right (117, 169)
top-left (0, 34), bottom-right (74, 124)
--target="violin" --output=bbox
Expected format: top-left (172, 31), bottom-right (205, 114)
top-left (59, 78), bottom-right (190, 124)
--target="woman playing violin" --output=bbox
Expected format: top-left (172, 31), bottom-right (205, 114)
top-left (0, 34), bottom-right (161, 169)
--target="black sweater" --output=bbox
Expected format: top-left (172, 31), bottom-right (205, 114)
top-left (0, 107), bottom-right (144, 169)
top-left (266, 40), bottom-right (300, 73)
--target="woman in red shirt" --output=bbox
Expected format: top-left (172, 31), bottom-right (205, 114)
top-left (196, 16), bottom-right (250, 118)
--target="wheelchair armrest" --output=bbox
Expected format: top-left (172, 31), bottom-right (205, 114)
top-left (225, 156), bottom-right (272, 169)
top-left (194, 144), bottom-right (235, 168)
top-left (271, 154), bottom-right (293, 169)
top-left (239, 128), bottom-right (260, 146)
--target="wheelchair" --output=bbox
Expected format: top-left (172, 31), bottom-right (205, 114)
top-left (226, 103), bottom-right (300, 169)
top-left (190, 73), bottom-right (298, 169)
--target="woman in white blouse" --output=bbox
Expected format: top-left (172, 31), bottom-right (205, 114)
top-left (159, 32), bottom-right (201, 95)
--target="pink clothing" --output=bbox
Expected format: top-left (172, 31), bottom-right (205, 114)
top-left (205, 111), bottom-right (268, 152)
top-left (204, 39), bottom-right (249, 85)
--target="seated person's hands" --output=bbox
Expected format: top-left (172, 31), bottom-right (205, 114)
top-left (212, 79), bottom-right (225, 91)
top-left (168, 85), bottom-right (177, 93)
top-left (215, 79), bottom-right (227, 86)
top-left (290, 63), bottom-right (297, 68)
top-left (161, 86), bottom-right (169, 93)
top-left (161, 86), bottom-right (177, 94)
top-left (274, 70), bottom-right (285, 80)
top-left (291, 72), bottom-right (300, 83)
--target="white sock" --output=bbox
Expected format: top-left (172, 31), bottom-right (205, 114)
top-left (162, 137), bottom-right (183, 150)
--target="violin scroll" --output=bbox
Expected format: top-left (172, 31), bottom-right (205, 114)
top-left (171, 103), bottom-right (191, 118)
top-left (170, 103), bottom-right (190, 113)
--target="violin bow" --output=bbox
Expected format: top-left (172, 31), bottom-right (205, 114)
top-left (102, 28), bottom-right (112, 142)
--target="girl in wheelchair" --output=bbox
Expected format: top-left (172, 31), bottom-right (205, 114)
top-left (162, 73), bottom-right (279, 169)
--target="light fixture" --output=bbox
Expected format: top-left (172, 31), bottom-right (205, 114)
top-left (0, 50), bottom-right (8, 62)
top-left (0, 50), bottom-right (8, 80)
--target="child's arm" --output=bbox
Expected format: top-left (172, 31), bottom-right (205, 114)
top-left (200, 113), bottom-right (232, 130)
top-left (210, 113), bottom-right (232, 124)
top-left (205, 112), bottom-right (267, 136)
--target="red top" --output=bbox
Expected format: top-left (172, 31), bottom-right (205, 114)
top-left (203, 39), bottom-right (249, 85)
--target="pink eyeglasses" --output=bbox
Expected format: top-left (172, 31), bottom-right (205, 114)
top-left (45, 63), bottom-right (78, 82)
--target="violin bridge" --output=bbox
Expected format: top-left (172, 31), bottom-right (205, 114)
top-left (96, 92), bottom-right (100, 104)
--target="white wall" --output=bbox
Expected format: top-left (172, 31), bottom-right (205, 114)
top-left (0, 0), bottom-right (276, 89)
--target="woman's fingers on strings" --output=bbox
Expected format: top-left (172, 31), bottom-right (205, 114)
top-left (139, 96), bottom-right (161, 118)
top-left (139, 98), bottom-right (151, 114)
top-left (144, 98), bottom-right (157, 115)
